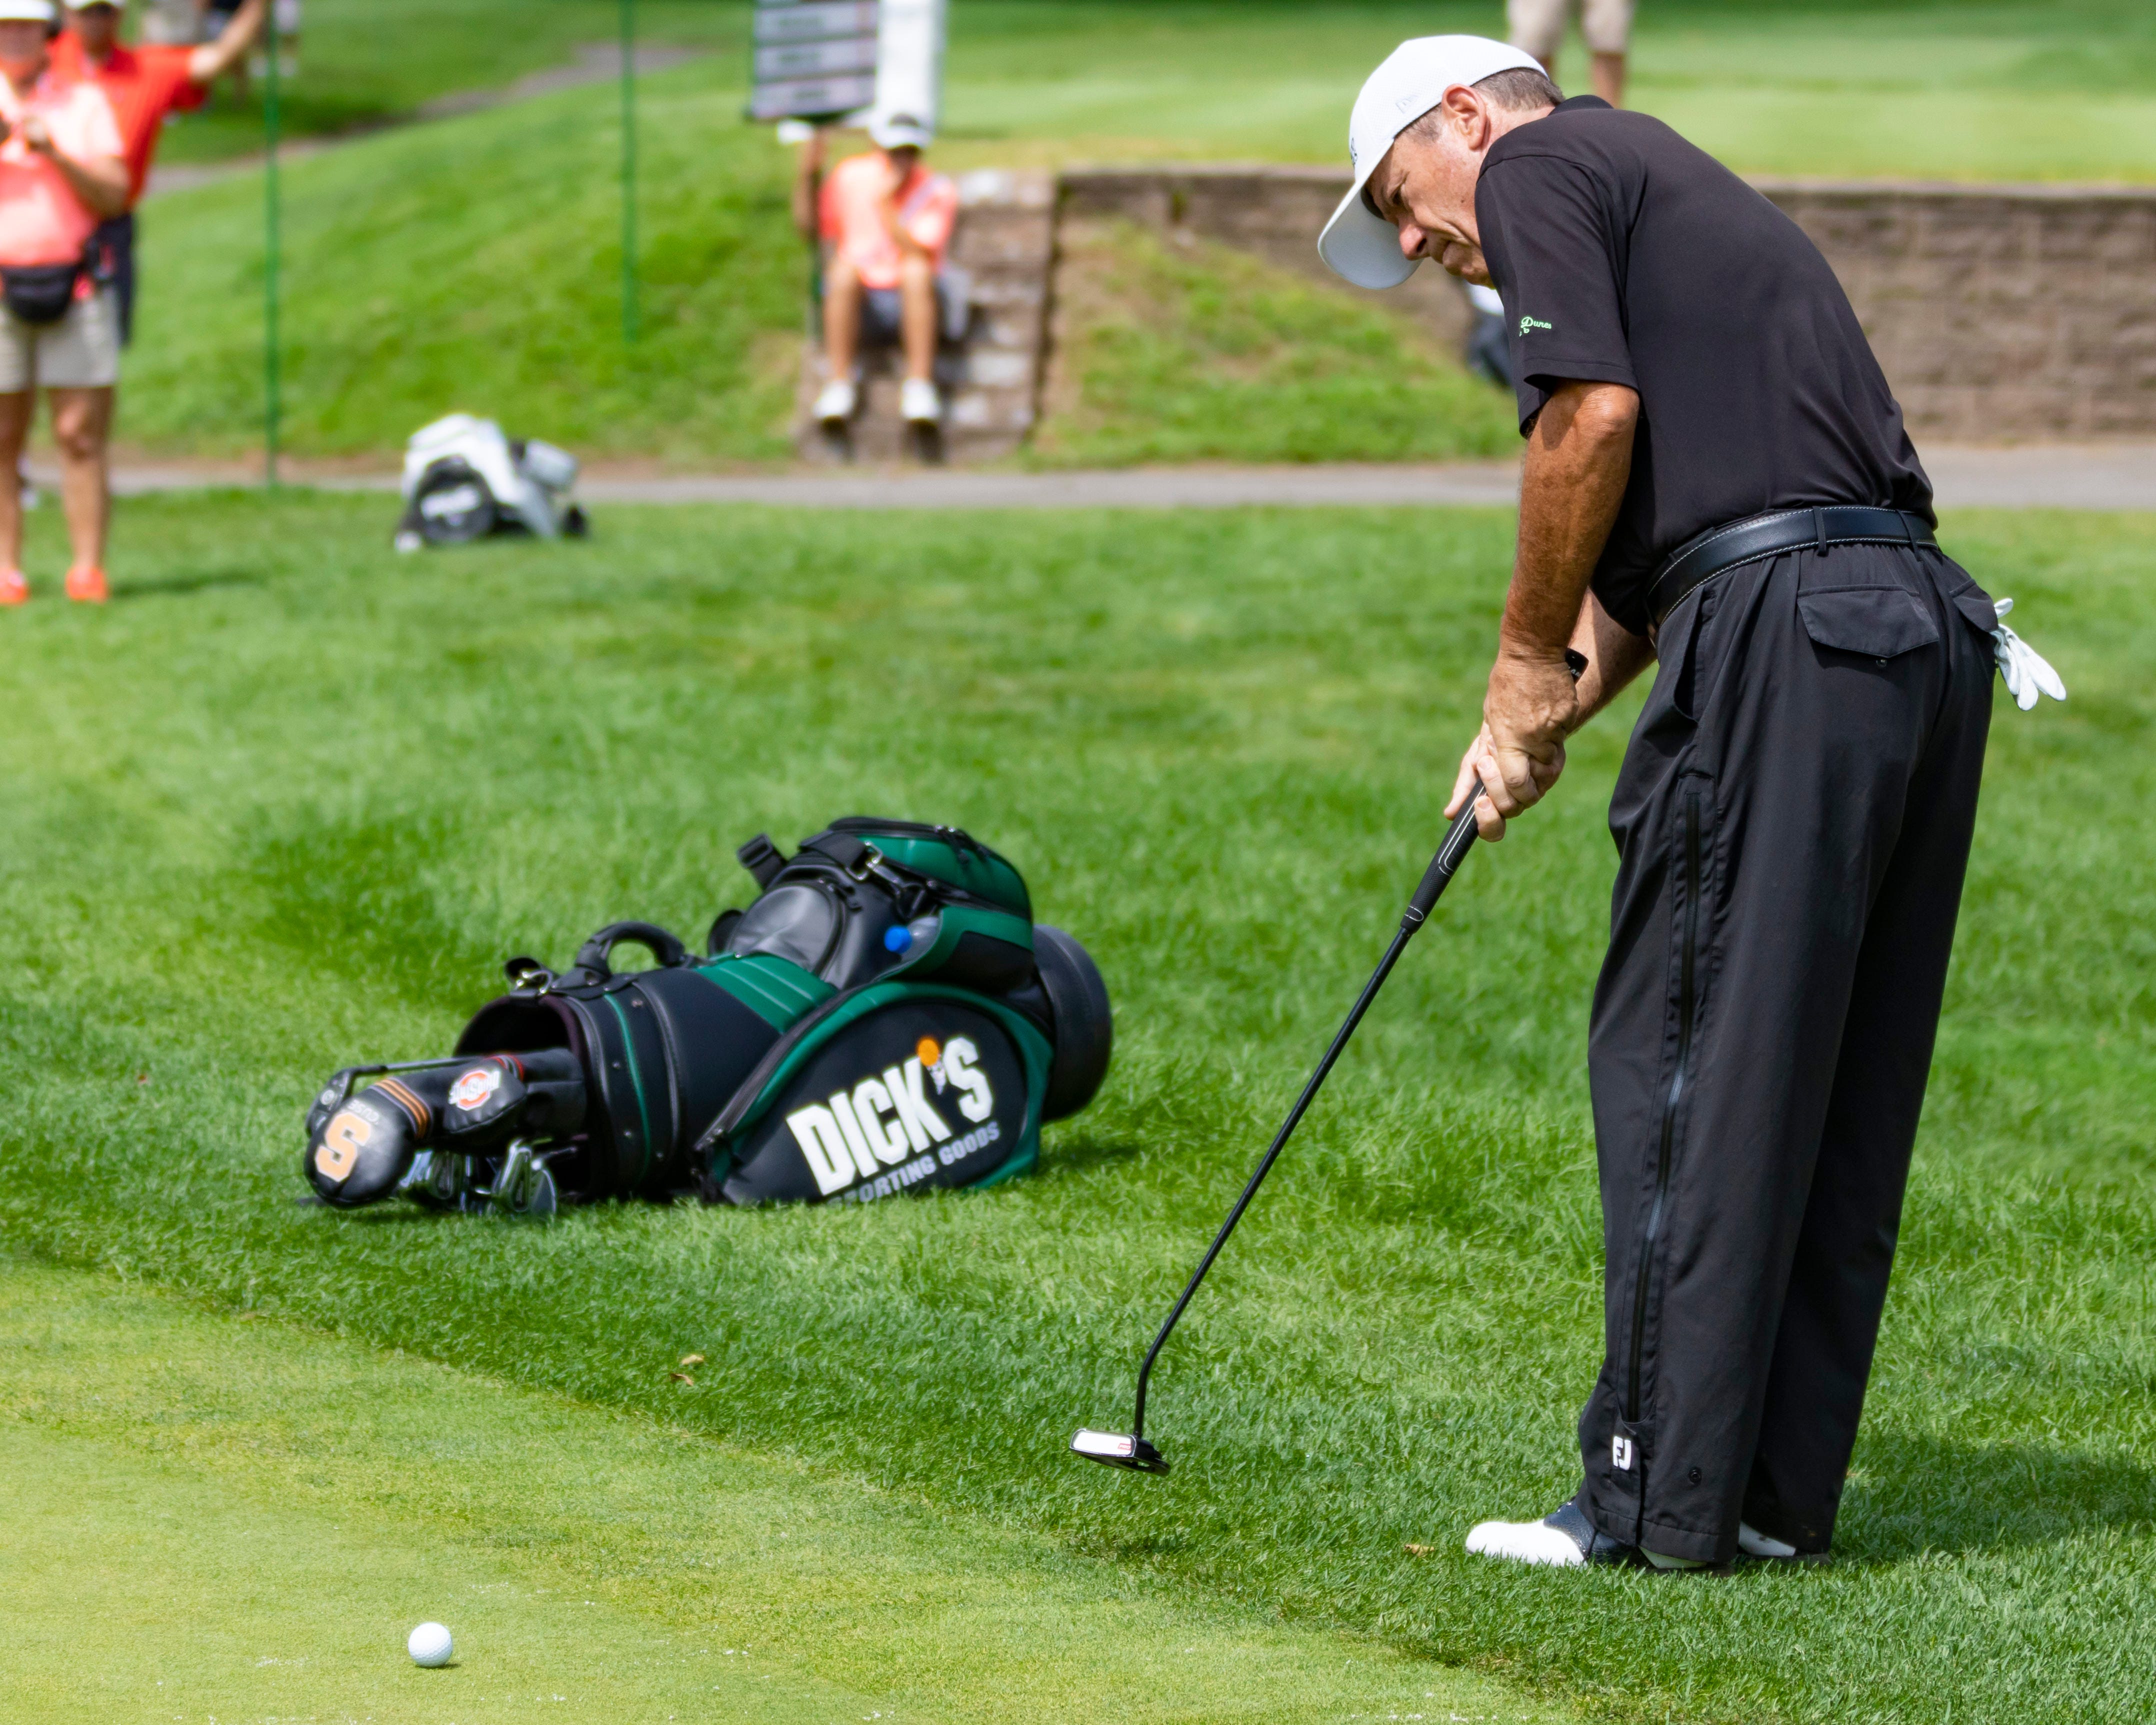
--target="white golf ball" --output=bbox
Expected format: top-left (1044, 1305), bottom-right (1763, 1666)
top-left (408, 1622), bottom-right (454, 1667)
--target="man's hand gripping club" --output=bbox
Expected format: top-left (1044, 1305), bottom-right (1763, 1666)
top-left (1447, 380), bottom-right (1656, 839)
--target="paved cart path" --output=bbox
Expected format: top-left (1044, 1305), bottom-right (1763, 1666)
top-left (69, 442), bottom-right (2156, 511)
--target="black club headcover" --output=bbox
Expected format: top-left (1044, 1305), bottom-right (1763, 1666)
top-left (303, 1050), bottom-right (586, 1208)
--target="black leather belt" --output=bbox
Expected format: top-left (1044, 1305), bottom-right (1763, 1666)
top-left (1647, 506), bottom-right (1938, 631)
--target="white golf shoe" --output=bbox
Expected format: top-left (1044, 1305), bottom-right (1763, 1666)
top-left (1465, 1512), bottom-right (1596, 1567)
top-left (900, 378), bottom-right (942, 424)
top-left (1464, 1497), bottom-right (1711, 1570)
top-left (814, 378), bottom-right (857, 425)
top-left (1466, 1497), bottom-right (1632, 1567)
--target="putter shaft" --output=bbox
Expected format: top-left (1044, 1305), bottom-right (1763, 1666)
top-left (1126, 778), bottom-right (1489, 1444)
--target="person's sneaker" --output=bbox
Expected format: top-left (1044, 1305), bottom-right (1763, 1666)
top-left (0, 568), bottom-right (26, 606)
top-left (64, 564), bottom-right (108, 604)
top-left (1466, 1497), bottom-right (1635, 1567)
top-left (814, 378), bottom-right (857, 425)
top-left (900, 377), bottom-right (942, 424)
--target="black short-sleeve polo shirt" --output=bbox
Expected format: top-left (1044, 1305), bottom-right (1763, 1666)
top-left (1474, 98), bottom-right (1933, 635)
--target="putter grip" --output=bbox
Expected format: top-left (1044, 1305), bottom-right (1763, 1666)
top-left (1406, 652), bottom-right (1585, 926)
top-left (1406, 780), bottom-right (1484, 924)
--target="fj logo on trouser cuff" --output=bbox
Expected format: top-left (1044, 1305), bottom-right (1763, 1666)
top-left (1612, 1434), bottom-right (1636, 1472)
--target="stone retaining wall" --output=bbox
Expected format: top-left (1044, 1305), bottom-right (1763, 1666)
top-left (1060, 166), bottom-right (2156, 442)
top-left (1754, 179), bottom-right (2156, 440)
top-left (1059, 166), bottom-right (1475, 352)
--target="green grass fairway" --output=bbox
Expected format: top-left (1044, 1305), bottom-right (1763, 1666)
top-left (0, 494), bottom-right (2151, 1722)
top-left (934, 0), bottom-right (2156, 184)
top-left (152, 1), bottom-right (2156, 185)
top-left (1, 1248), bottom-right (1556, 1723)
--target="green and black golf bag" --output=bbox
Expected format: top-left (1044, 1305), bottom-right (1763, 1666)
top-left (302, 819), bottom-right (1112, 1214)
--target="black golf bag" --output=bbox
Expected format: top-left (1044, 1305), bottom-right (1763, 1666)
top-left (302, 819), bottom-right (1112, 1215)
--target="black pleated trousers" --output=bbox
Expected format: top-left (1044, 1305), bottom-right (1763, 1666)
top-left (1576, 540), bottom-right (1996, 1564)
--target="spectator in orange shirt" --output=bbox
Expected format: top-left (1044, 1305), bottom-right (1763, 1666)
top-left (0, 0), bottom-right (126, 608)
top-left (52, 0), bottom-right (266, 344)
top-left (792, 114), bottom-right (958, 430)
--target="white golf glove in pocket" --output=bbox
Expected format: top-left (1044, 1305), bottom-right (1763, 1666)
top-left (1990, 598), bottom-right (2066, 712)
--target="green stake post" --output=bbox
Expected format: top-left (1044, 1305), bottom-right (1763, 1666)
top-left (620, 0), bottom-right (638, 343)
top-left (264, 3), bottom-right (280, 489)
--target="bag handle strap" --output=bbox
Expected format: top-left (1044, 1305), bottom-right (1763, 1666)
top-left (736, 833), bottom-right (786, 889)
top-left (570, 920), bottom-right (688, 983)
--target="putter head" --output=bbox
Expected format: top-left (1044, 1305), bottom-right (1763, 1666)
top-left (1070, 1428), bottom-right (1170, 1474)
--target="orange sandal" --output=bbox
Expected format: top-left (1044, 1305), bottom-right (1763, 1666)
top-left (64, 564), bottom-right (108, 604)
top-left (0, 568), bottom-right (26, 606)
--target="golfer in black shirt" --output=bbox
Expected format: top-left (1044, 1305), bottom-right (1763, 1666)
top-left (1319, 37), bottom-right (2059, 1570)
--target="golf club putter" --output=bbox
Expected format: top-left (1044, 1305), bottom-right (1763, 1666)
top-left (1073, 650), bottom-right (1588, 1475)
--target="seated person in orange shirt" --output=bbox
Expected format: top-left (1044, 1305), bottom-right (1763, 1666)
top-left (792, 114), bottom-right (958, 430)
top-left (0, 0), bottom-right (126, 608)
top-left (52, 0), bottom-right (266, 344)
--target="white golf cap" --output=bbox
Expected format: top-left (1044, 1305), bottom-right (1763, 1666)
top-left (1317, 34), bottom-right (1545, 290)
top-left (870, 112), bottom-right (934, 151)
top-left (0, 0), bottom-right (56, 20)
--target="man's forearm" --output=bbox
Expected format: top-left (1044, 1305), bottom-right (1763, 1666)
top-left (1504, 380), bottom-right (1638, 672)
top-left (1448, 379), bottom-right (1643, 836)
top-left (1567, 588), bottom-right (1657, 722)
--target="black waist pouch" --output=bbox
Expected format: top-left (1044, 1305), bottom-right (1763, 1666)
top-left (2, 262), bottom-right (80, 326)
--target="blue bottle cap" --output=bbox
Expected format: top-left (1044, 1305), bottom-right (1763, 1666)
top-left (883, 924), bottom-right (911, 952)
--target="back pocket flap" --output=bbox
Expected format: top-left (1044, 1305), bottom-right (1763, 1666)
top-left (1798, 586), bottom-right (1940, 659)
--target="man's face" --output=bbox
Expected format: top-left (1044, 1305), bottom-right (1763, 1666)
top-left (1363, 88), bottom-right (1502, 287)
top-left (0, 20), bottom-right (48, 77)
top-left (70, 4), bottom-right (120, 53)
top-left (883, 144), bottom-right (921, 178)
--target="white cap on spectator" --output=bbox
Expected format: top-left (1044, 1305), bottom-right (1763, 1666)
top-left (870, 113), bottom-right (934, 151)
top-left (1318, 35), bottom-right (1545, 290)
top-left (0, 0), bottom-right (56, 19)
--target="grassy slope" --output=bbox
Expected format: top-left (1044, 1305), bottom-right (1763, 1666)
top-left (0, 1249), bottom-right (1554, 1724)
top-left (121, 2), bottom-right (2156, 464)
top-left (1030, 218), bottom-right (1517, 467)
top-left (0, 495), bottom-right (2151, 1723)
top-left (126, 64), bottom-right (1510, 466)
top-left (128, 63), bottom-right (806, 462)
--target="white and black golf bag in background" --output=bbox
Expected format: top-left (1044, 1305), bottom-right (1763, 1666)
top-left (302, 819), bottom-right (1113, 1216)
top-left (394, 413), bottom-right (589, 551)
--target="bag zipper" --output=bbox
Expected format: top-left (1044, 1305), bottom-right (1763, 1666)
top-left (1627, 786), bottom-right (1704, 1424)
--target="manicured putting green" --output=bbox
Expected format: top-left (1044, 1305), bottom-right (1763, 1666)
top-left (0, 1249), bottom-right (1566, 1724)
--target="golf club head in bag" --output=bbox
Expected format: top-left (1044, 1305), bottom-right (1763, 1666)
top-left (302, 1049), bottom-right (586, 1210)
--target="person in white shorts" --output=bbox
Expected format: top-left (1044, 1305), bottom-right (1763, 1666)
top-left (1508, 0), bottom-right (1632, 107)
top-left (0, 0), bottom-right (126, 606)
